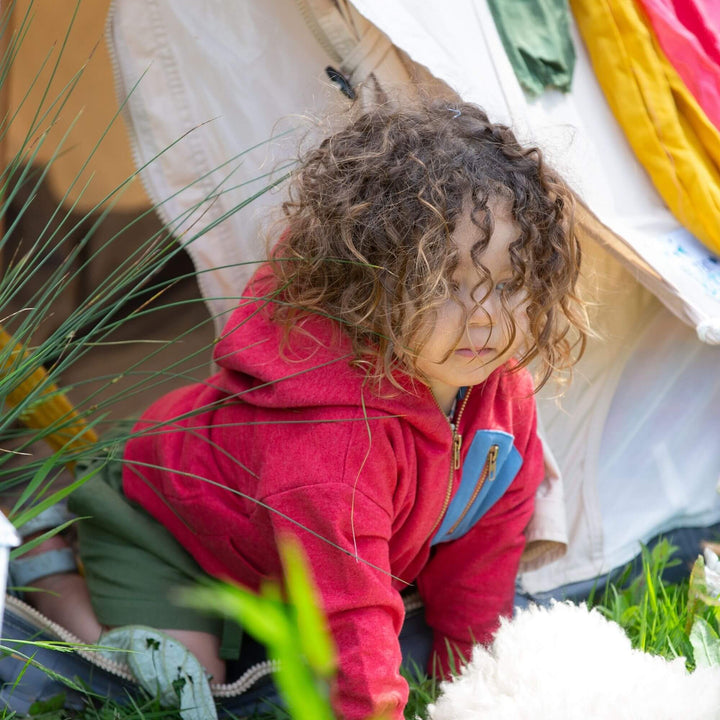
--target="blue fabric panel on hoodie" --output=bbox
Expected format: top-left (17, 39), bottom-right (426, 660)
top-left (432, 430), bottom-right (523, 545)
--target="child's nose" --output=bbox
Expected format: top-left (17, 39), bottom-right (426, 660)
top-left (468, 292), bottom-right (501, 326)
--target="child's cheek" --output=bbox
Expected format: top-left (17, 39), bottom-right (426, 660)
top-left (508, 298), bottom-right (532, 353)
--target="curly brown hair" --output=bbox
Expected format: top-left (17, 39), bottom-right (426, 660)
top-left (269, 100), bottom-right (588, 389)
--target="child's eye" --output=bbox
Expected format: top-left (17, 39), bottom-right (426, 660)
top-left (495, 280), bottom-right (509, 292)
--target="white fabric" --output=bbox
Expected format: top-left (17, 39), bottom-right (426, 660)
top-left (0, 511), bottom-right (20, 637)
top-left (521, 237), bottom-right (657, 590)
top-left (107, 0), bottom-right (340, 326)
top-left (698, 319), bottom-right (720, 345)
top-left (0, 511), bottom-right (20, 548)
top-left (520, 425), bottom-right (567, 573)
top-left (521, 244), bottom-right (720, 592)
top-left (597, 308), bottom-right (720, 574)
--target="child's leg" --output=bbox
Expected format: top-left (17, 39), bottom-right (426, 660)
top-left (22, 532), bottom-right (226, 682)
top-left (161, 629), bottom-right (225, 683)
top-left (64, 451), bottom-right (229, 684)
top-left (24, 552), bottom-right (104, 642)
top-left (12, 507), bottom-right (105, 643)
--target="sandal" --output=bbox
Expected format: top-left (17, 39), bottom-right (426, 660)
top-left (7, 503), bottom-right (79, 596)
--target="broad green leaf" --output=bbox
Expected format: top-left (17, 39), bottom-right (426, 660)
top-left (684, 555), bottom-right (720, 633)
top-left (178, 583), bottom-right (290, 648)
top-left (690, 617), bottom-right (720, 668)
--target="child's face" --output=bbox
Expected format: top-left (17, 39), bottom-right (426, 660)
top-left (415, 202), bottom-right (528, 414)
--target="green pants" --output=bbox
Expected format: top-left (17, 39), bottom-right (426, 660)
top-left (68, 443), bottom-right (242, 659)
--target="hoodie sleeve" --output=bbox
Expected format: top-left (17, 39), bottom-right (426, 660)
top-left (416, 397), bottom-right (544, 676)
top-left (261, 422), bottom-right (409, 720)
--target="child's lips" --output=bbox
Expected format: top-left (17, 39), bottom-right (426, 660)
top-left (455, 347), bottom-right (495, 359)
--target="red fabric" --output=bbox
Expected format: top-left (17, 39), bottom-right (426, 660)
top-left (637, 0), bottom-right (720, 130)
top-left (122, 265), bottom-right (544, 720)
top-left (672, 0), bottom-right (720, 64)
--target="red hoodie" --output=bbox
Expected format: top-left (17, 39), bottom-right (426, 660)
top-left (123, 266), bottom-right (544, 720)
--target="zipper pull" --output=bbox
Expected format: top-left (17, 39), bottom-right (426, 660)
top-left (452, 427), bottom-right (463, 470)
top-left (487, 444), bottom-right (499, 482)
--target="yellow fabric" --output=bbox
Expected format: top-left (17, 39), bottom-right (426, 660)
top-left (570, 0), bottom-right (720, 256)
top-left (0, 328), bottom-right (98, 458)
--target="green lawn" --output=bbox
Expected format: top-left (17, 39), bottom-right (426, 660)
top-left (5, 539), bottom-right (720, 720)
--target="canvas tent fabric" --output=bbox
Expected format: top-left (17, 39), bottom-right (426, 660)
top-left (106, 0), bottom-right (720, 594)
top-left (105, 0), bottom-right (453, 328)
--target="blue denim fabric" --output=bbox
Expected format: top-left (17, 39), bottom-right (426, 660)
top-left (514, 523), bottom-right (720, 610)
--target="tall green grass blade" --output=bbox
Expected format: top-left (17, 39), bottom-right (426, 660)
top-left (280, 535), bottom-right (336, 678)
top-left (181, 540), bottom-right (336, 720)
top-left (9, 459), bottom-right (102, 533)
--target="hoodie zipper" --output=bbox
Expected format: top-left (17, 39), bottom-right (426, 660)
top-left (426, 387), bottom-right (473, 540)
top-left (4, 594), bottom-right (277, 697)
top-left (446, 443), bottom-right (499, 535)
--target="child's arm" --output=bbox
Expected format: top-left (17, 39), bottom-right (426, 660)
top-left (265, 484), bottom-right (408, 720)
top-left (417, 406), bottom-right (544, 675)
top-left (127, 390), bottom-right (411, 720)
top-left (259, 416), bottom-right (411, 720)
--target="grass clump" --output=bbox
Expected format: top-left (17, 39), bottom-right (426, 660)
top-left (591, 539), bottom-right (720, 671)
top-left (9, 540), bottom-right (720, 720)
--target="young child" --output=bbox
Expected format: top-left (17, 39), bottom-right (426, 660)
top-left (26, 100), bottom-right (588, 720)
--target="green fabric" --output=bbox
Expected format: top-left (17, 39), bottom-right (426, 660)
top-left (99, 626), bottom-right (218, 720)
top-left (487, 0), bottom-right (576, 96)
top-left (68, 445), bottom-right (242, 660)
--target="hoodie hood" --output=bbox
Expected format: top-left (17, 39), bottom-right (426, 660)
top-left (123, 265), bottom-right (544, 720)
top-left (212, 265), bottom-right (447, 429)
